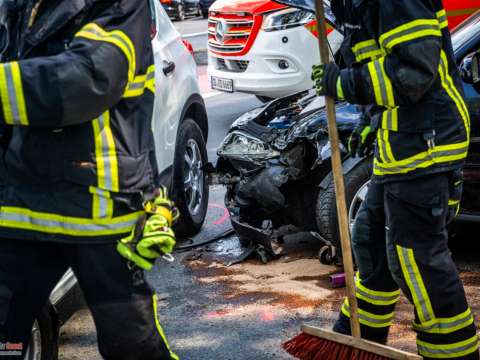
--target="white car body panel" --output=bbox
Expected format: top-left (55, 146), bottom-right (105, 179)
top-left (208, 24), bottom-right (343, 99)
top-left (151, 0), bottom-right (200, 173)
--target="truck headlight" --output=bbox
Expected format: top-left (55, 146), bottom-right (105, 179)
top-left (217, 131), bottom-right (279, 160)
top-left (262, 8), bottom-right (314, 32)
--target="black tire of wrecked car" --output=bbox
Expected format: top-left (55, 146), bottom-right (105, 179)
top-left (315, 158), bottom-right (372, 254)
top-left (172, 119), bottom-right (209, 237)
top-left (27, 305), bottom-right (59, 360)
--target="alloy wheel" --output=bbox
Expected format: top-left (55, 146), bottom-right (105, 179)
top-left (183, 139), bottom-right (204, 216)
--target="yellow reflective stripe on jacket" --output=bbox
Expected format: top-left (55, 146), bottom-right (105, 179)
top-left (124, 65), bottom-right (155, 98)
top-left (413, 308), bottom-right (475, 335)
top-left (417, 335), bottom-right (479, 359)
top-left (380, 19), bottom-right (442, 50)
top-left (377, 129), bottom-right (395, 164)
top-left (90, 187), bottom-right (113, 219)
top-left (436, 9), bottom-right (449, 30)
top-left (352, 39), bottom-right (385, 62)
top-left (0, 206), bottom-right (142, 236)
top-left (0, 62), bottom-right (29, 125)
top-left (381, 108), bottom-right (398, 131)
top-left (367, 57), bottom-right (395, 107)
top-left (75, 23), bottom-right (136, 82)
top-left (341, 301), bottom-right (394, 328)
top-left (374, 141), bottom-right (469, 175)
top-left (92, 111), bottom-right (120, 193)
top-left (396, 246), bottom-right (435, 324)
top-left (153, 294), bottom-right (180, 360)
top-left (438, 50), bottom-right (470, 139)
top-left (355, 279), bottom-right (400, 306)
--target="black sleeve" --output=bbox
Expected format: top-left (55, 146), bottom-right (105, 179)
top-left (0, 0), bottom-right (152, 127)
top-left (340, 0), bottom-right (442, 107)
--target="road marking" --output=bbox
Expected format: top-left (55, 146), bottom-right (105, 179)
top-left (202, 91), bottom-right (222, 99)
top-left (183, 31), bottom-right (208, 38)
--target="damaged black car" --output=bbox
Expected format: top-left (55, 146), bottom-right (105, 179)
top-left (212, 11), bottom-right (480, 265)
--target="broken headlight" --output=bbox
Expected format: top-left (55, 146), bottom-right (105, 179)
top-left (217, 131), bottom-right (280, 160)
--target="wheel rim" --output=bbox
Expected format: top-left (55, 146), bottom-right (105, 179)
top-left (24, 320), bottom-right (42, 360)
top-left (183, 139), bottom-right (204, 216)
top-left (348, 180), bottom-right (370, 231)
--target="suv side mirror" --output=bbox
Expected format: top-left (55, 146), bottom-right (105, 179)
top-left (460, 54), bottom-right (474, 84)
top-left (472, 51), bottom-right (480, 84)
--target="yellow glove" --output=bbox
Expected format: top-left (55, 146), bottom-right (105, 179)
top-left (117, 186), bottom-right (180, 271)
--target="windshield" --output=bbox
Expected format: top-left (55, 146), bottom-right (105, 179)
top-left (452, 10), bottom-right (480, 53)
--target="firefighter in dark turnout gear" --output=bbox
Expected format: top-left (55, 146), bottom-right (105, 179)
top-left (312, 0), bottom-right (478, 358)
top-left (0, 1), bottom-right (178, 359)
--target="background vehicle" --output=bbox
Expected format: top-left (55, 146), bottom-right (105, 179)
top-left (214, 10), bottom-right (480, 265)
top-left (199, 0), bottom-right (216, 18)
top-left (207, 0), bottom-right (480, 101)
top-left (160, 0), bottom-right (202, 21)
top-left (28, 2), bottom-right (209, 359)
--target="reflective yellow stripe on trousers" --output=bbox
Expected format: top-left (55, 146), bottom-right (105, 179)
top-left (0, 62), bottom-right (29, 125)
top-left (341, 300), bottom-right (394, 328)
top-left (153, 294), bottom-right (180, 360)
top-left (355, 276), bottom-right (400, 306)
top-left (417, 335), bottom-right (479, 359)
top-left (91, 111), bottom-right (119, 218)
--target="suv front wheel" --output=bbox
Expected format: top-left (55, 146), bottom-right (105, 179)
top-left (172, 119), bottom-right (209, 237)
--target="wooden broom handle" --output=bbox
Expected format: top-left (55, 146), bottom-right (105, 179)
top-left (314, 0), bottom-right (361, 339)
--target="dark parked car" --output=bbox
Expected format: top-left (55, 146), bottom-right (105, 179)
top-left (213, 10), bottom-right (480, 265)
top-left (160, 0), bottom-right (201, 21)
top-left (199, 0), bottom-right (216, 18)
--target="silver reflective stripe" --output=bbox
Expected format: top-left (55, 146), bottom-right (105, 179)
top-left (375, 146), bottom-right (468, 173)
top-left (343, 304), bottom-right (393, 326)
top-left (0, 211), bottom-right (138, 233)
top-left (128, 82), bottom-right (145, 91)
top-left (98, 113), bottom-right (114, 190)
top-left (356, 287), bottom-right (399, 304)
top-left (398, 247), bottom-right (433, 323)
top-left (381, 23), bottom-right (441, 49)
top-left (418, 336), bottom-right (479, 357)
top-left (4, 63), bottom-right (21, 125)
top-left (374, 61), bottom-right (388, 106)
top-left (414, 311), bottom-right (473, 333)
top-left (355, 43), bottom-right (380, 58)
top-left (92, 188), bottom-right (110, 218)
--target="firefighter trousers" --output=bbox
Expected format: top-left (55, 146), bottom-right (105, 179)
top-left (333, 172), bottom-right (479, 359)
top-left (0, 239), bottom-right (178, 360)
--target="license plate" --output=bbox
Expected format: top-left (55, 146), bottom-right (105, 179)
top-left (211, 77), bottom-right (234, 93)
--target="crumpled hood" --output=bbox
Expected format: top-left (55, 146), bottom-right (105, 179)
top-left (210, 0), bottom-right (287, 15)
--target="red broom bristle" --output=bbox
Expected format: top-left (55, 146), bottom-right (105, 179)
top-left (283, 332), bottom-right (390, 360)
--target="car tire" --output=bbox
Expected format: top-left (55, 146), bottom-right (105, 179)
top-left (177, 4), bottom-right (185, 21)
top-left (315, 158), bottom-right (372, 252)
top-left (172, 119), bottom-right (209, 237)
top-left (25, 305), bottom-right (59, 360)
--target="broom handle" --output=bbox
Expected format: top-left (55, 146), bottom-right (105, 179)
top-left (314, 0), bottom-right (361, 339)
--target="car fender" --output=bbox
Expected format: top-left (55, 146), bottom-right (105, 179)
top-left (178, 93), bottom-right (209, 141)
top-left (318, 156), bottom-right (368, 190)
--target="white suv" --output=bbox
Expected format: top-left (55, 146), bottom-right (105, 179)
top-left (207, 0), bottom-right (342, 101)
top-left (26, 2), bottom-right (209, 359)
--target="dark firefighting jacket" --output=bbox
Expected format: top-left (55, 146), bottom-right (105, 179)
top-left (0, 0), bottom-right (158, 243)
top-left (335, 0), bottom-right (469, 181)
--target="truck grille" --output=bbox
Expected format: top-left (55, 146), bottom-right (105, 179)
top-left (215, 58), bottom-right (250, 72)
top-left (208, 12), bottom-right (261, 55)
